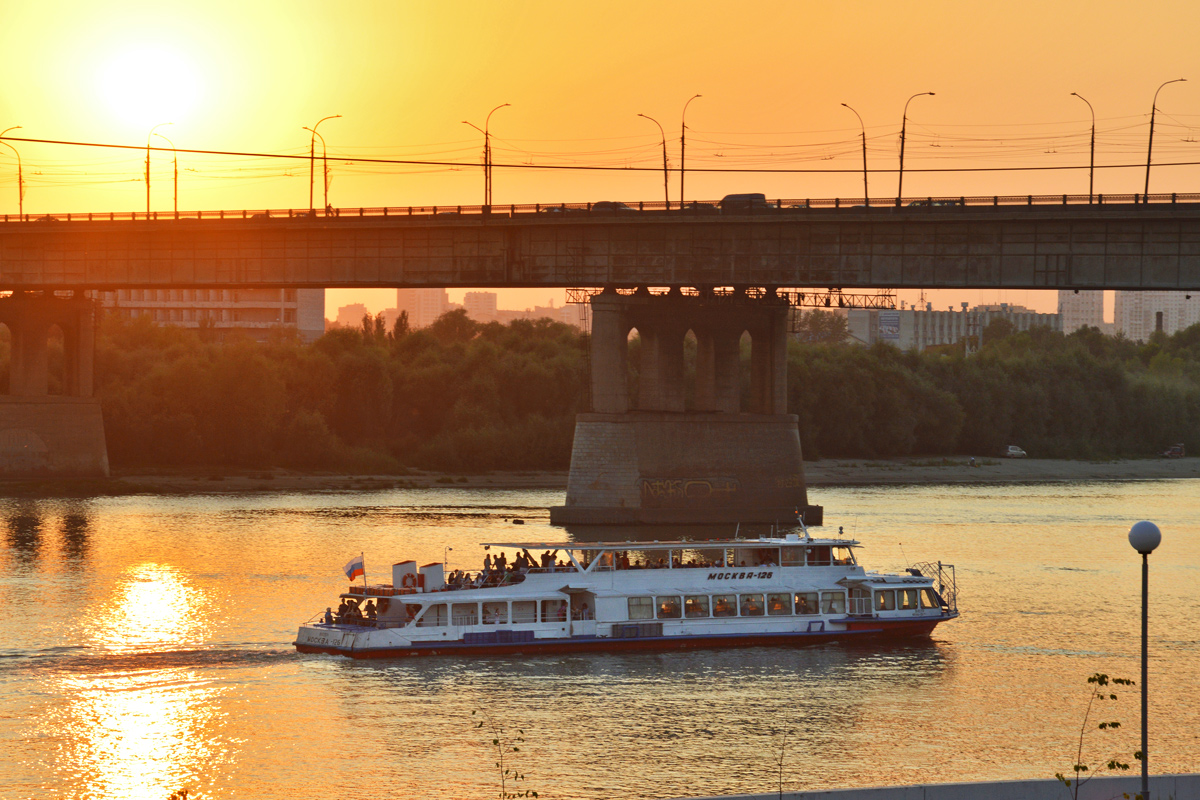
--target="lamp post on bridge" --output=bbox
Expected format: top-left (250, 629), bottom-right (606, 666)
top-left (638, 113), bottom-right (670, 209)
top-left (0, 126), bottom-right (24, 218)
top-left (1144, 79), bottom-right (1186, 203)
top-left (303, 123), bottom-right (337, 213)
top-left (1070, 93), bottom-right (1096, 203)
top-left (462, 103), bottom-right (510, 210)
top-left (153, 130), bottom-right (178, 217)
top-left (842, 103), bottom-right (869, 205)
top-left (897, 91), bottom-right (934, 204)
top-left (680, 94), bottom-right (701, 210)
top-left (145, 122), bottom-right (172, 216)
top-left (1128, 520), bottom-right (1162, 800)
top-left (306, 115), bottom-right (341, 214)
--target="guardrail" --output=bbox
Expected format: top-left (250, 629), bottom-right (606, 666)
top-left (5, 192), bottom-right (1200, 224)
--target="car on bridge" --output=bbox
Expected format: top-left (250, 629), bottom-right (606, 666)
top-left (1162, 443), bottom-right (1185, 458)
top-left (721, 193), bottom-right (779, 212)
top-left (590, 201), bottom-right (635, 213)
top-left (1003, 445), bottom-right (1027, 458)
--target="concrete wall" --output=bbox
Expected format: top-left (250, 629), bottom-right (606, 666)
top-left (551, 412), bottom-right (816, 525)
top-left (0, 398), bottom-right (109, 477)
top-left (5, 204), bottom-right (1200, 291)
top-left (674, 772), bottom-right (1200, 800)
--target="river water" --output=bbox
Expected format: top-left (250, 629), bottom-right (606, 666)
top-left (1, 480), bottom-right (1197, 799)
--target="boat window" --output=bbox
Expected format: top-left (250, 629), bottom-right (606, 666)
top-left (684, 595), bottom-right (710, 618)
top-left (452, 602), bottom-right (478, 626)
top-left (542, 599), bottom-right (568, 622)
top-left (875, 590), bottom-right (897, 611)
top-left (482, 601), bottom-right (508, 624)
top-left (712, 594), bottom-right (737, 618)
top-left (512, 600), bottom-right (537, 623)
top-left (739, 593), bottom-right (765, 616)
top-left (920, 588), bottom-right (943, 609)
top-left (898, 589), bottom-right (919, 610)
top-left (821, 591), bottom-right (846, 615)
top-left (656, 596), bottom-right (682, 619)
top-left (794, 591), bottom-right (819, 615)
top-left (805, 546), bottom-right (832, 566)
top-left (781, 547), bottom-right (805, 566)
top-left (849, 587), bottom-right (872, 615)
top-left (417, 603), bottom-right (448, 627)
top-left (628, 596), bottom-right (654, 620)
top-left (832, 546), bottom-right (856, 566)
top-left (767, 592), bottom-right (792, 616)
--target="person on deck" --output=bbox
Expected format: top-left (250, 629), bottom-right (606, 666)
top-left (365, 600), bottom-right (377, 621)
top-left (323, 608), bottom-right (334, 624)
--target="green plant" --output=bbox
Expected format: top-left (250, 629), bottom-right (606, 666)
top-left (473, 709), bottom-right (538, 799)
top-left (1056, 673), bottom-right (1140, 800)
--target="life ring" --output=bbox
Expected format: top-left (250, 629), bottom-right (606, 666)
top-left (401, 573), bottom-right (417, 589)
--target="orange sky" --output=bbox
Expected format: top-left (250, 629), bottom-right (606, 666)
top-left (2, 0), bottom-right (1199, 319)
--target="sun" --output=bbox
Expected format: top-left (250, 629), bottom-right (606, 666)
top-left (95, 44), bottom-right (204, 131)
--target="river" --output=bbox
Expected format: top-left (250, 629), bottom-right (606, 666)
top-left (1, 480), bottom-right (1197, 799)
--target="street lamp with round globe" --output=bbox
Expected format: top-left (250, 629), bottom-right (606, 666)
top-left (1128, 519), bottom-right (1161, 800)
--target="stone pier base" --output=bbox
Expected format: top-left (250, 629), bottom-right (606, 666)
top-left (550, 412), bottom-right (821, 526)
top-left (0, 398), bottom-right (110, 477)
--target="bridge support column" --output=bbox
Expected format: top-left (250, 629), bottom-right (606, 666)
top-left (0, 293), bottom-right (109, 477)
top-left (551, 289), bottom-right (821, 526)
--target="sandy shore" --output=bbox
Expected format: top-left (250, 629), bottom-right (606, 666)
top-left (0, 457), bottom-right (1196, 497)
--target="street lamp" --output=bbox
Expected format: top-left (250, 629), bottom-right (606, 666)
top-left (898, 91), bottom-right (934, 203)
top-left (0, 126), bottom-right (24, 218)
top-left (638, 113), bottom-right (669, 208)
top-left (1071, 93), bottom-right (1096, 203)
top-left (153, 130), bottom-right (178, 217)
top-left (1144, 79), bottom-right (1186, 203)
top-left (842, 103), bottom-right (869, 205)
top-left (1128, 520), bottom-right (1161, 800)
top-left (146, 122), bottom-right (172, 216)
top-left (462, 103), bottom-right (510, 209)
top-left (680, 94), bottom-right (701, 210)
top-left (306, 115), bottom-right (341, 213)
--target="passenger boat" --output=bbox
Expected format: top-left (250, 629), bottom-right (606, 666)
top-left (293, 531), bottom-right (959, 658)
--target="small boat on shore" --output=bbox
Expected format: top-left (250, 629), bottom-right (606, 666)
top-left (294, 530), bottom-right (959, 658)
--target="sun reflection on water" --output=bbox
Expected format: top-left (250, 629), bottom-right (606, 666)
top-left (87, 564), bottom-right (211, 654)
top-left (48, 669), bottom-right (230, 800)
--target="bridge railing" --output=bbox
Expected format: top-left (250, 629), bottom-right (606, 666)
top-left (5, 192), bottom-right (1200, 223)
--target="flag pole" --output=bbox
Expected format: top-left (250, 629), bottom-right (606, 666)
top-left (361, 551), bottom-right (367, 590)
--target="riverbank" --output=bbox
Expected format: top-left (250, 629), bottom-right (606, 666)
top-left (0, 457), bottom-right (1197, 498)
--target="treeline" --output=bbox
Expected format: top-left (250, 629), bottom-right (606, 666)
top-left (40, 310), bottom-right (1200, 471)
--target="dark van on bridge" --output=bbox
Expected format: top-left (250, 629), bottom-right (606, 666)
top-left (721, 193), bottom-right (778, 212)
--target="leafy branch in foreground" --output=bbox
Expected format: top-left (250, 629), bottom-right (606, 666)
top-left (473, 709), bottom-right (538, 799)
top-left (1055, 673), bottom-right (1141, 800)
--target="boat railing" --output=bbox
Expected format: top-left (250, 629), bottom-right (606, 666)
top-left (911, 561), bottom-right (958, 613)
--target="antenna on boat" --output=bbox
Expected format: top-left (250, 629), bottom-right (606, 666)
top-left (734, 522), bottom-right (740, 539)
top-left (898, 541), bottom-right (910, 566)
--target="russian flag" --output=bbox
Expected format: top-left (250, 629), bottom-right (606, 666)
top-left (343, 554), bottom-right (365, 581)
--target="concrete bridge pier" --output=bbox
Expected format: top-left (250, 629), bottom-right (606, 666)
top-left (550, 288), bottom-right (821, 526)
top-left (0, 292), bottom-right (109, 477)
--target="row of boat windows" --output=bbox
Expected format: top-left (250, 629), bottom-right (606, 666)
top-left (630, 592), bottom-right (845, 620)
top-left (581, 545), bottom-right (855, 570)
top-left (403, 587), bottom-right (943, 628)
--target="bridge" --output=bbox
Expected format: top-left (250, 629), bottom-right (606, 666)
top-left (2, 194), bottom-right (1200, 291)
top-left (2, 194), bottom-right (1198, 523)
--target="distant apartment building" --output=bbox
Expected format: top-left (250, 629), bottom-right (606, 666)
top-left (1057, 290), bottom-right (1105, 334)
top-left (1114, 290), bottom-right (1200, 342)
top-left (847, 302), bottom-right (1061, 350)
top-left (98, 288), bottom-right (326, 342)
top-left (335, 303), bottom-right (370, 328)
top-left (396, 288), bottom-right (451, 328)
top-left (463, 291), bottom-right (499, 323)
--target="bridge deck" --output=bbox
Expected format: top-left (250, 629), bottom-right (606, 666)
top-left (3, 200), bottom-right (1200, 290)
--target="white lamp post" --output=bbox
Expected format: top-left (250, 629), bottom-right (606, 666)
top-left (1128, 520), bottom-right (1161, 800)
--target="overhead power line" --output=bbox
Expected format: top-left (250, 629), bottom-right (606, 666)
top-left (5, 134), bottom-right (1200, 175)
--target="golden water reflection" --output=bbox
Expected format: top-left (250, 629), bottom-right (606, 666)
top-left (87, 563), bottom-right (211, 654)
top-left (49, 668), bottom-right (230, 800)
